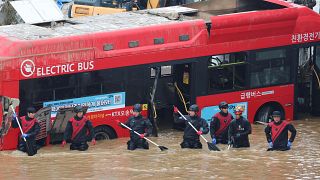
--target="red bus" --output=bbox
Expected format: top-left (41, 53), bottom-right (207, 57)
top-left (1, 0), bottom-right (320, 150)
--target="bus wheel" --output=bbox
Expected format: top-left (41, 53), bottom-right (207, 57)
top-left (255, 103), bottom-right (284, 123)
top-left (94, 126), bottom-right (117, 140)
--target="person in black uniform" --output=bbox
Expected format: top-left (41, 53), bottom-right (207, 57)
top-left (62, 106), bottom-right (96, 151)
top-left (175, 104), bottom-right (209, 149)
top-left (12, 107), bottom-right (40, 156)
top-left (210, 101), bottom-right (233, 144)
top-left (265, 111), bottom-right (297, 151)
top-left (228, 106), bottom-right (251, 148)
top-left (120, 104), bottom-right (153, 150)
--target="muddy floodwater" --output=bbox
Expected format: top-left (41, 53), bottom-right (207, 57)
top-left (1, 119), bottom-right (320, 179)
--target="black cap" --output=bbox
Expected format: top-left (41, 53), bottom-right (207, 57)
top-left (133, 104), bottom-right (142, 112)
top-left (272, 111), bottom-right (281, 117)
top-left (189, 104), bottom-right (199, 112)
top-left (219, 101), bottom-right (228, 109)
top-left (27, 107), bottom-right (36, 113)
top-left (74, 105), bottom-right (84, 113)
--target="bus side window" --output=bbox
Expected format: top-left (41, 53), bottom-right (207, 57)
top-left (79, 72), bottom-right (102, 96)
top-left (51, 75), bottom-right (77, 101)
top-left (250, 48), bottom-right (291, 88)
top-left (126, 66), bottom-right (148, 105)
top-left (208, 52), bottom-right (247, 92)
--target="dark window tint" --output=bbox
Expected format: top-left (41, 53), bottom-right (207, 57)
top-left (20, 65), bottom-right (148, 113)
top-left (126, 66), bottom-right (148, 104)
top-left (250, 48), bottom-right (291, 88)
top-left (208, 52), bottom-right (247, 93)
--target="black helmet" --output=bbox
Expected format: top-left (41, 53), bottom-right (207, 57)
top-left (27, 107), bottom-right (36, 113)
top-left (272, 111), bottom-right (281, 117)
top-left (219, 101), bottom-right (228, 109)
top-left (133, 104), bottom-right (142, 112)
top-left (189, 104), bottom-right (199, 112)
top-left (74, 105), bottom-right (84, 113)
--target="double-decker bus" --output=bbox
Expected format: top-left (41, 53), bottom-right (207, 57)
top-left (0, 0), bottom-right (320, 150)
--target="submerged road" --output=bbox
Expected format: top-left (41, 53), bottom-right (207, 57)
top-left (0, 118), bottom-right (319, 179)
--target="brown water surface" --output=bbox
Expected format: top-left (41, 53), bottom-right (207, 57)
top-left (1, 119), bottom-right (319, 179)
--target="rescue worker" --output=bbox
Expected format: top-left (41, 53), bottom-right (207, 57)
top-left (265, 111), bottom-right (297, 151)
top-left (62, 106), bottom-right (96, 151)
top-left (210, 101), bottom-right (233, 144)
top-left (119, 104), bottom-right (153, 150)
top-left (12, 107), bottom-right (40, 156)
top-left (174, 104), bottom-right (209, 149)
top-left (228, 106), bottom-right (251, 148)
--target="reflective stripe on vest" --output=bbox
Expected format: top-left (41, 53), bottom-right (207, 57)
top-left (70, 117), bottom-right (88, 140)
top-left (213, 112), bottom-right (232, 136)
top-left (269, 121), bottom-right (288, 143)
top-left (21, 116), bottom-right (37, 133)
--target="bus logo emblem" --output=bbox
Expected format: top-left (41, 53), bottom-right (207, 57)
top-left (21, 59), bottom-right (35, 77)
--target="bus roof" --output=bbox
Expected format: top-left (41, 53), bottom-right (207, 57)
top-left (0, 6), bottom-right (193, 40)
top-left (0, 0), bottom-right (320, 83)
top-left (0, 0), bottom-right (293, 41)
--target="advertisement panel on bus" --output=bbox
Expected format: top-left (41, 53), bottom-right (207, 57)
top-left (43, 92), bottom-right (126, 117)
top-left (201, 102), bottom-right (248, 125)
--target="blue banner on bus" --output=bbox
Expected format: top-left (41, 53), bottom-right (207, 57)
top-left (201, 102), bottom-right (248, 125)
top-left (44, 92), bottom-right (126, 117)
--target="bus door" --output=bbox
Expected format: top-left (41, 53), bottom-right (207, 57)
top-left (0, 97), bottom-right (12, 137)
top-left (148, 63), bottom-right (192, 133)
top-left (296, 45), bottom-right (316, 114)
top-left (0, 96), bottom-right (18, 150)
top-left (173, 63), bottom-right (192, 116)
top-left (312, 45), bottom-right (320, 115)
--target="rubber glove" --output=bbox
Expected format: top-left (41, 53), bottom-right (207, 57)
top-left (287, 141), bottom-right (292, 149)
top-left (61, 140), bottom-right (67, 147)
top-left (21, 133), bottom-right (29, 139)
top-left (139, 134), bottom-right (145, 139)
top-left (91, 139), bottom-right (96, 145)
top-left (212, 138), bottom-right (217, 145)
top-left (12, 113), bottom-right (17, 119)
top-left (173, 106), bottom-right (179, 113)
